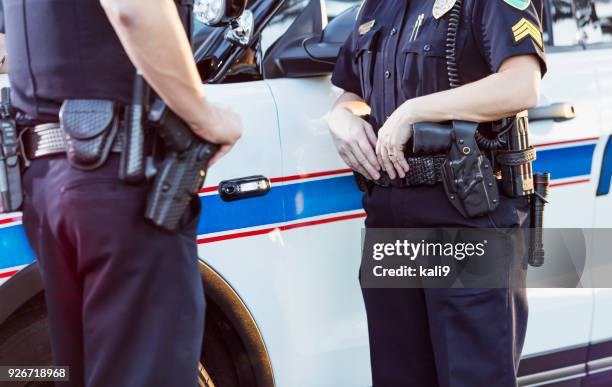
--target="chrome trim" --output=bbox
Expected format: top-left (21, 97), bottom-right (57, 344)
top-left (518, 364), bottom-right (585, 386)
top-left (588, 356), bottom-right (612, 375)
top-left (226, 10), bottom-right (254, 46)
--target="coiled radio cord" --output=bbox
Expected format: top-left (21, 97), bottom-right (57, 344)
top-left (445, 0), bottom-right (505, 150)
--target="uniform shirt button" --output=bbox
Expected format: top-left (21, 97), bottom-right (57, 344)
top-left (391, 28), bottom-right (397, 36)
top-left (424, 44), bottom-right (432, 52)
top-left (384, 70), bottom-right (391, 79)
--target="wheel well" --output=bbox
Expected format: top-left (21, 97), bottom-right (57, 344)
top-left (0, 261), bottom-right (274, 387)
top-left (199, 261), bottom-right (275, 387)
top-left (0, 264), bottom-right (44, 327)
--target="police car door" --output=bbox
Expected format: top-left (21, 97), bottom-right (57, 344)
top-left (577, 0), bottom-right (612, 380)
top-left (260, 1), bottom-right (372, 386)
top-left (191, 22), bottom-right (287, 382)
top-left (519, 0), bottom-right (602, 382)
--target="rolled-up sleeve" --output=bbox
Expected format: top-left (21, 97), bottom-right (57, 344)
top-left (472, 0), bottom-right (547, 76)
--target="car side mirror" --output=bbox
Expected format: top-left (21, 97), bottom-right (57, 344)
top-left (194, 0), bottom-right (248, 27)
top-left (263, 3), bottom-right (358, 79)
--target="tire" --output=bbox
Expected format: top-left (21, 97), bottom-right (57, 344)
top-left (0, 294), bottom-right (257, 387)
top-left (200, 302), bottom-right (258, 387)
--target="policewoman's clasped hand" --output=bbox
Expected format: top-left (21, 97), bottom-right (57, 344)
top-left (376, 105), bottom-right (413, 180)
top-left (328, 106), bottom-right (382, 181)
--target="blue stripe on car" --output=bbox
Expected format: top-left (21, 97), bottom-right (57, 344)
top-left (597, 137), bottom-right (612, 196)
top-left (533, 144), bottom-right (595, 180)
top-left (0, 144), bottom-right (599, 271)
top-left (0, 226), bottom-right (36, 270)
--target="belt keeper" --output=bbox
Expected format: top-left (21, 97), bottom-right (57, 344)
top-left (18, 128), bottom-right (32, 168)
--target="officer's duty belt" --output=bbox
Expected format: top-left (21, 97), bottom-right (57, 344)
top-left (356, 154), bottom-right (446, 191)
top-left (20, 123), bottom-right (124, 161)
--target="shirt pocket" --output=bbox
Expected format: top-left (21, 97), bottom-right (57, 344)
top-left (399, 17), bottom-right (449, 99)
top-left (353, 26), bottom-right (382, 102)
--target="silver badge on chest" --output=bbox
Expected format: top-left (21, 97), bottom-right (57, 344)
top-left (432, 0), bottom-right (457, 19)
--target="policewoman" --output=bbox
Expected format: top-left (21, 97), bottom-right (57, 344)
top-left (328, 0), bottom-right (546, 386)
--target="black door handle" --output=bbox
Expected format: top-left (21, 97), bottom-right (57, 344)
top-left (528, 102), bottom-right (577, 122)
top-left (218, 175), bottom-right (271, 202)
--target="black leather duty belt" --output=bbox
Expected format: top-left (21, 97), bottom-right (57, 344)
top-left (355, 154), bottom-right (446, 191)
top-left (20, 123), bottom-right (124, 161)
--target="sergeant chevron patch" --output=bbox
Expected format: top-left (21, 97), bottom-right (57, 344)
top-left (512, 18), bottom-right (543, 49)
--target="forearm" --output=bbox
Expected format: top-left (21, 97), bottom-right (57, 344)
top-left (331, 92), bottom-right (371, 116)
top-left (329, 92), bottom-right (371, 131)
top-left (101, 0), bottom-right (208, 128)
top-left (399, 56), bottom-right (541, 124)
top-left (0, 34), bottom-right (7, 74)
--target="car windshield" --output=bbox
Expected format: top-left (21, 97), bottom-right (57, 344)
top-left (192, 0), bottom-right (360, 43)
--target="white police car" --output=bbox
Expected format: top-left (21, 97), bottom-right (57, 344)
top-left (1, 0), bottom-right (612, 386)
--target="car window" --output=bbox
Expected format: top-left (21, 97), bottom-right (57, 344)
top-left (550, 0), bottom-right (582, 46)
top-left (260, 0), bottom-right (361, 54)
top-left (549, 0), bottom-right (612, 46)
top-left (326, 0), bottom-right (361, 20)
top-left (578, 0), bottom-right (612, 44)
top-left (260, 0), bottom-right (310, 55)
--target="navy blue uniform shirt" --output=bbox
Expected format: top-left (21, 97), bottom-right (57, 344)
top-left (3, 0), bottom-right (135, 125)
top-left (332, 0), bottom-right (547, 132)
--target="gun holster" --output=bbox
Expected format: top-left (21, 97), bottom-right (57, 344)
top-left (145, 99), bottom-right (218, 232)
top-left (0, 117), bottom-right (23, 213)
top-left (0, 87), bottom-right (23, 213)
top-left (60, 99), bottom-right (119, 170)
top-left (413, 121), bottom-right (499, 218)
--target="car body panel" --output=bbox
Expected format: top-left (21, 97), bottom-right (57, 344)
top-left (2, 0), bottom-right (612, 384)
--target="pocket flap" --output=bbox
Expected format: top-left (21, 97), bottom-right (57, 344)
top-left (402, 40), bottom-right (446, 57)
top-left (60, 99), bottom-right (116, 140)
top-left (353, 26), bottom-right (382, 59)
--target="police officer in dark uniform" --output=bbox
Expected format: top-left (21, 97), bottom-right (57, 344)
top-left (328, 0), bottom-right (546, 386)
top-left (3, 0), bottom-right (242, 385)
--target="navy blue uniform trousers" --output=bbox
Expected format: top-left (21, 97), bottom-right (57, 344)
top-left (21, 155), bottom-right (205, 387)
top-left (361, 183), bottom-right (529, 387)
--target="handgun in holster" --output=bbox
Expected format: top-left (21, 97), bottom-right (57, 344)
top-left (144, 99), bottom-right (218, 231)
top-left (412, 113), bottom-right (550, 267)
top-left (0, 88), bottom-right (23, 213)
top-left (412, 120), bottom-right (500, 219)
top-left (125, 0), bottom-right (218, 232)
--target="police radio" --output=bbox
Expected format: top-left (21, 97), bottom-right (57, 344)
top-left (0, 88), bottom-right (23, 213)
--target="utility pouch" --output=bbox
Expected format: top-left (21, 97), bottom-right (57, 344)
top-left (60, 99), bottom-right (119, 170)
top-left (441, 121), bottom-right (499, 218)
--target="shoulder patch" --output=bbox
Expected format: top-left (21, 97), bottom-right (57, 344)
top-left (512, 18), bottom-right (543, 49)
top-left (503, 0), bottom-right (531, 10)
